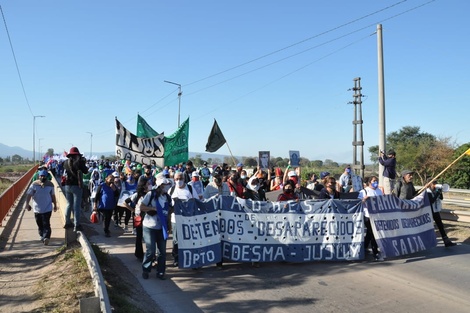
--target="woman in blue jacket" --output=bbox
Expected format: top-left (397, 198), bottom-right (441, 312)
top-left (93, 174), bottom-right (119, 237)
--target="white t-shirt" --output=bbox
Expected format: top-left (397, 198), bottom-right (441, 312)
top-left (170, 184), bottom-right (196, 223)
top-left (141, 192), bottom-right (169, 229)
top-left (358, 187), bottom-right (383, 217)
top-left (26, 181), bottom-right (55, 214)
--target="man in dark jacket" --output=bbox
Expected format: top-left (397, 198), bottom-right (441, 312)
top-left (393, 170), bottom-right (416, 200)
top-left (379, 149), bottom-right (397, 195)
top-left (63, 147), bottom-right (89, 231)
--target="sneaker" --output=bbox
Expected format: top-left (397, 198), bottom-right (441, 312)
top-left (142, 272), bottom-right (149, 279)
top-left (132, 229), bottom-right (137, 235)
top-left (43, 238), bottom-right (50, 245)
top-left (374, 253), bottom-right (384, 262)
top-left (173, 261), bottom-right (178, 267)
top-left (123, 225), bottom-right (129, 232)
top-left (105, 231), bottom-right (111, 238)
top-left (444, 239), bottom-right (456, 247)
top-left (157, 273), bottom-right (166, 280)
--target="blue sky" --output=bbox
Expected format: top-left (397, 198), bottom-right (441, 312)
top-left (1, 0), bottom-right (469, 164)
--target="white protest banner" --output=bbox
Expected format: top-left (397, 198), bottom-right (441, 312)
top-left (115, 118), bottom-right (165, 168)
top-left (366, 194), bottom-right (437, 259)
top-left (219, 196), bottom-right (364, 262)
top-left (174, 198), bottom-right (222, 268)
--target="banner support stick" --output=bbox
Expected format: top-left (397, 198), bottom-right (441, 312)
top-left (417, 148), bottom-right (470, 194)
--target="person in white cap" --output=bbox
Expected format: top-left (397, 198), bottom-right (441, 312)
top-left (139, 176), bottom-right (173, 280)
top-left (188, 171), bottom-right (204, 200)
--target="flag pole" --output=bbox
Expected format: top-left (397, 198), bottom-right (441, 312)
top-left (417, 148), bottom-right (470, 194)
top-left (224, 140), bottom-right (238, 166)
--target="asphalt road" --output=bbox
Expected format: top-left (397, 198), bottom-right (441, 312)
top-left (90, 225), bottom-right (470, 313)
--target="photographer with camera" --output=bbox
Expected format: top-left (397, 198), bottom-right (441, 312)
top-left (379, 149), bottom-right (397, 195)
top-left (426, 180), bottom-right (456, 247)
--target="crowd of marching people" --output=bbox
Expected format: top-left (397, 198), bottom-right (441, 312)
top-left (27, 146), bottom-right (455, 280)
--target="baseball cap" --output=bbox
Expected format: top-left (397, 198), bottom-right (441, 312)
top-left (401, 170), bottom-right (414, 176)
top-left (38, 170), bottom-right (48, 176)
top-left (237, 163), bottom-right (243, 167)
top-left (320, 171), bottom-right (330, 179)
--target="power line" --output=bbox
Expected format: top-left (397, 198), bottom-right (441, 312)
top-left (0, 5), bottom-right (34, 116)
top-left (183, 0), bottom-right (437, 99)
top-left (184, 0), bottom-right (413, 88)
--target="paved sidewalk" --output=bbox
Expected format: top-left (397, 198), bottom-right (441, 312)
top-left (0, 199), bottom-right (65, 257)
top-left (0, 182), bottom-right (203, 313)
top-left (87, 223), bottom-right (202, 313)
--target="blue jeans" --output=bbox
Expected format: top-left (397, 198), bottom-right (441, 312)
top-left (65, 185), bottom-right (83, 227)
top-left (142, 226), bottom-right (166, 275)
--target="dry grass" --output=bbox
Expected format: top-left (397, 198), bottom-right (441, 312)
top-left (33, 244), bottom-right (95, 313)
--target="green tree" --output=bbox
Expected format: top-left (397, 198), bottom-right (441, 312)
top-left (299, 157), bottom-right (310, 167)
top-left (445, 143), bottom-right (470, 189)
top-left (368, 146), bottom-right (380, 165)
top-left (243, 157), bottom-right (257, 167)
top-left (369, 126), bottom-right (455, 185)
top-left (310, 160), bottom-right (323, 168)
top-left (191, 154), bottom-right (203, 167)
top-left (12, 154), bottom-right (23, 163)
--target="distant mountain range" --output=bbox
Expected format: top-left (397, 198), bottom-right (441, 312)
top-left (0, 143), bottom-right (115, 159)
top-left (0, 143), bottom-right (234, 163)
top-left (0, 143), bottom-right (33, 159)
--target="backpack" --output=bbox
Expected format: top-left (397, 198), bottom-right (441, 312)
top-left (169, 184), bottom-right (193, 198)
top-left (200, 167), bottom-right (211, 179)
top-left (146, 189), bottom-right (172, 206)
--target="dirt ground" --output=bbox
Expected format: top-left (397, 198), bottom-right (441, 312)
top-left (0, 225), bottom-right (160, 313)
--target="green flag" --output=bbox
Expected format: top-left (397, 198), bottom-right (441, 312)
top-left (205, 119), bottom-right (226, 153)
top-left (164, 117), bottom-right (189, 166)
top-left (137, 114), bottom-right (159, 138)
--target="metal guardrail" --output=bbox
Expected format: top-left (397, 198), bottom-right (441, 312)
top-left (51, 176), bottom-right (112, 313)
top-left (0, 165), bottom-right (38, 226)
top-left (76, 231), bottom-right (112, 313)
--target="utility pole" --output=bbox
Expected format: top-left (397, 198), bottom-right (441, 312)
top-left (351, 77), bottom-right (365, 179)
top-left (32, 115), bottom-right (45, 164)
top-left (377, 24), bottom-right (387, 187)
top-left (164, 80), bottom-right (182, 127)
top-left (86, 132), bottom-right (93, 160)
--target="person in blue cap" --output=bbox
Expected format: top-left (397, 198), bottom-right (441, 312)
top-left (236, 162), bottom-right (244, 174)
top-left (25, 169), bottom-right (57, 245)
